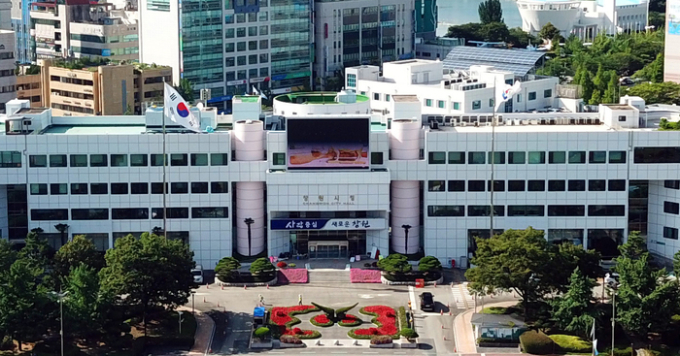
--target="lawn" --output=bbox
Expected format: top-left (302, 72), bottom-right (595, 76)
top-left (481, 305), bottom-right (520, 315)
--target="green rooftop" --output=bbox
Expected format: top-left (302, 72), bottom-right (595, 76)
top-left (42, 125), bottom-right (147, 135)
top-left (234, 95), bottom-right (260, 103)
top-left (274, 92), bottom-right (369, 104)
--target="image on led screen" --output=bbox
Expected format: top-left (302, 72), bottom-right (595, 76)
top-left (287, 118), bottom-right (369, 170)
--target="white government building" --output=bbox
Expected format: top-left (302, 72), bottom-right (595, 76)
top-left (0, 59), bottom-right (679, 269)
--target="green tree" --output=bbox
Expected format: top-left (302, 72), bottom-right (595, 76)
top-left (479, 22), bottom-right (510, 42)
top-left (54, 235), bottom-right (104, 283)
top-left (99, 233), bottom-right (195, 334)
top-left (674, 250), bottom-right (680, 279)
top-left (574, 64), bottom-right (594, 103)
top-left (174, 78), bottom-right (195, 102)
top-left (466, 228), bottom-right (551, 318)
top-left (546, 242), bottom-right (601, 293)
top-left (445, 23), bottom-right (483, 43)
top-left (418, 256), bottom-right (442, 272)
top-left (592, 64), bottom-right (606, 91)
top-left (0, 239), bottom-right (17, 271)
top-left (659, 118), bottom-right (680, 130)
top-left (589, 90), bottom-right (602, 105)
top-left (478, 0), bottom-right (503, 24)
top-left (602, 70), bottom-right (619, 104)
top-left (377, 253), bottom-right (411, 273)
top-left (215, 256), bottom-right (241, 281)
top-left (19, 231), bottom-right (53, 272)
top-left (63, 264), bottom-right (106, 340)
top-left (538, 22), bottom-right (560, 42)
top-left (250, 257), bottom-right (275, 274)
top-left (627, 82), bottom-right (680, 105)
top-left (618, 231), bottom-right (647, 261)
top-left (550, 268), bottom-right (598, 338)
top-left (632, 53), bottom-right (664, 83)
top-left (507, 27), bottom-right (538, 48)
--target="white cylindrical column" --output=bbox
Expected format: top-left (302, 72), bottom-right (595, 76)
top-left (391, 181), bottom-right (420, 254)
top-left (233, 120), bottom-right (266, 256)
top-left (389, 119), bottom-right (420, 160)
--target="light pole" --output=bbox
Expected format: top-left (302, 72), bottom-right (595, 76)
top-left (605, 273), bottom-right (620, 356)
top-left (401, 224), bottom-right (411, 255)
top-left (50, 291), bottom-right (68, 356)
top-left (244, 218), bottom-right (254, 256)
top-left (178, 311), bottom-right (184, 335)
top-left (191, 291), bottom-right (195, 314)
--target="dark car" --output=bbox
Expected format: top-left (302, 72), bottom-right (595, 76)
top-left (419, 292), bottom-right (434, 312)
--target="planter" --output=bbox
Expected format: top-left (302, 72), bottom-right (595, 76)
top-left (380, 274), bottom-right (443, 286)
top-left (369, 343), bottom-right (394, 349)
top-left (478, 341), bottom-right (519, 348)
top-left (400, 337), bottom-right (418, 348)
top-left (218, 275), bottom-right (277, 287)
top-left (278, 342), bottom-right (306, 349)
top-left (250, 340), bottom-right (273, 349)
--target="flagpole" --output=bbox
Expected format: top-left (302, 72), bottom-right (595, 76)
top-left (162, 82), bottom-right (168, 239)
top-left (490, 76), bottom-right (496, 239)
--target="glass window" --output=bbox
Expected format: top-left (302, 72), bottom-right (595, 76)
top-left (468, 152), bottom-right (485, 164)
top-left (468, 205), bottom-right (504, 217)
top-left (589, 151), bottom-right (606, 164)
top-left (437, 100), bottom-right (445, 108)
top-left (588, 205), bottom-right (625, 216)
top-left (260, 39), bottom-right (268, 49)
top-left (192, 207), bottom-right (229, 218)
top-left (386, 95), bottom-right (391, 102)
top-left (427, 205), bottom-right (465, 217)
top-left (90, 154), bottom-right (107, 167)
top-left (29, 155), bottom-right (47, 167)
top-left (528, 151), bottom-right (545, 164)
top-left (428, 180), bottom-right (445, 192)
top-left (472, 100), bottom-right (481, 110)
top-left (131, 183), bottom-right (148, 194)
top-left (448, 152), bottom-right (465, 164)
top-left (373, 93), bottom-right (380, 101)
top-left (425, 99), bottom-right (432, 107)
top-left (130, 154), bottom-right (148, 166)
top-left (70, 154), bottom-right (88, 167)
top-left (428, 152), bottom-right (446, 164)
top-left (225, 43), bottom-right (234, 52)
top-left (549, 151), bottom-right (566, 164)
top-left (528, 92), bottom-right (536, 101)
top-left (508, 152), bottom-right (525, 164)
top-left (237, 42), bottom-right (246, 51)
top-left (211, 182), bottom-right (229, 193)
top-left (111, 154), bottom-right (128, 167)
top-left (30, 183), bottom-right (47, 195)
top-left (273, 152), bottom-right (286, 165)
top-left (548, 205), bottom-right (585, 216)
top-left (192, 182), bottom-right (209, 193)
top-left (634, 147), bottom-right (680, 163)
top-left (0, 151), bottom-right (23, 168)
top-left (508, 205), bottom-right (544, 216)
top-left (248, 26), bottom-right (257, 36)
top-left (70, 183), bottom-right (88, 195)
top-left (588, 180), bottom-right (606, 191)
top-left (488, 152), bottom-right (505, 164)
top-left (151, 154), bottom-right (167, 166)
top-left (664, 201), bottom-right (679, 214)
top-left (608, 180), bottom-right (626, 191)
top-left (225, 28), bottom-right (234, 38)
top-left (50, 183), bottom-right (67, 195)
top-left (111, 183), bottom-right (128, 194)
top-left (236, 14), bottom-right (246, 23)
top-left (346, 74), bottom-right (356, 88)
top-left (544, 89), bottom-right (552, 98)
top-left (170, 154), bottom-right (188, 166)
top-left (370, 152), bottom-right (383, 165)
top-left (568, 151), bottom-right (586, 164)
top-left (211, 153), bottom-right (229, 166)
top-left (171, 182), bottom-right (188, 194)
top-left (609, 151), bottom-right (626, 164)
top-left (72, 209), bottom-right (108, 220)
top-left (665, 180), bottom-right (680, 189)
top-left (488, 180), bottom-right (505, 192)
top-left (448, 180), bottom-right (465, 192)
top-left (528, 180), bottom-right (545, 191)
top-left (152, 208), bottom-right (189, 219)
top-left (237, 56), bottom-right (246, 66)
top-left (151, 182), bottom-right (168, 194)
top-left (568, 180), bottom-right (586, 191)
top-left (548, 180), bottom-right (565, 191)
top-left (90, 183), bottom-right (108, 194)
top-left (31, 209), bottom-right (68, 221)
top-left (508, 180), bottom-right (525, 192)
top-left (452, 102), bottom-right (460, 110)
top-left (468, 180), bottom-right (485, 192)
top-left (191, 153), bottom-right (209, 166)
top-left (112, 208), bottom-right (148, 219)
top-left (663, 227), bottom-right (679, 240)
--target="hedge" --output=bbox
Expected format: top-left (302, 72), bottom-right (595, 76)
top-left (549, 334), bottom-right (591, 353)
top-left (397, 306), bottom-right (408, 330)
top-left (519, 330), bottom-right (556, 355)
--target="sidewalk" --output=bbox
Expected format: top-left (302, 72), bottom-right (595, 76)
top-left (452, 300), bottom-right (517, 353)
top-left (178, 306), bottom-right (216, 355)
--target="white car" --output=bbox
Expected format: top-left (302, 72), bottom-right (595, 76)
top-left (191, 265), bottom-right (204, 284)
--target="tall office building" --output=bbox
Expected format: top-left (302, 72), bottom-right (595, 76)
top-left (414, 0), bottom-right (436, 40)
top-left (665, 0), bottom-right (680, 82)
top-left (0, 29), bottom-right (17, 112)
top-left (140, 0), bottom-right (313, 111)
top-left (10, 0), bottom-right (31, 63)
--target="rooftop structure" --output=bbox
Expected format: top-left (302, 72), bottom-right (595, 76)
top-left (442, 46), bottom-right (547, 77)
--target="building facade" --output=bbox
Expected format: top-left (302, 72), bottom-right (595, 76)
top-left (16, 72), bottom-right (43, 107)
top-left (10, 0), bottom-right (31, 63)
top-left (665, 0), bottom-right (680, 83)
top-left (0, 30), bottom-right (16, 112)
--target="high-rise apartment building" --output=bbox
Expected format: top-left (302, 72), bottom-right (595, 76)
top-left (665, 0), bottom-right (680, 82)
top-left (140, 0), bottom-right (312, 111)
top-left (0, 30), bottom-right (16, 112)
top-left (10, 0), bottom-right (31, 63)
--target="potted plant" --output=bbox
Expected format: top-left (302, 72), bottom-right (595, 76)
top-left (369, 335), bottom-right (394, 348)
top-left (400, 328), bottom-right (418, 347)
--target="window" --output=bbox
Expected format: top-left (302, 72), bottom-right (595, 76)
top-left (528, 180), bottom-right (545, 191)
top-left (468, 205), bottom-right (504, 217)
top-left (665, 180), bottom-right (680, 189)
top-left (111, 183), bottom-right (128, 194)
top-left (448, 152), bottom-right (465, 164)
top-left (488, 152), bottom-right (505, 164)
top-left (90, 183), bottom-right (108, 194)
top-left (211, 182), bottom-right (229, 193)
top-left (71, 183), bottom-right (88, 195)
top-left (386, 95), bottom-right (391, 102)
top-left (171, 182), bottom-right (189, 194)
top-left (192, 182), bottom-right (209, 193)
top-left (609, 151), bottom-right (626, 164)
top-left (508, 152), bottom-right (525, 164)
top-left (488, 180), bottom-right (505, 192)
top-left (31, 209), bottom-right (68, 221)
top-left (588, 205), bottom-right (625, 216)
top-left (346, 74), bottom-right (356, 88)
top-left (70, 154), bottom-right (88, 167)
top-left (151, 154), bottom-right (167, 166)
top-left (130, 183), bottom-right (148, 194)
top-left (111, 154), bottom-right (128, 167)
top-left (30, 184), bottom-right (47, 195)
top-left (516, 94), bottom-right (522, 103)
top-left (370, 152), bottom-right (383, 165)
top-left (634, 147), bottom-right (680, 163)
top-left (508, 180), bottom-right (525, 192)
top-left (130, 154), bottom-right (148, 166)
top-left (51, 183), bottom-right (67, 195)
top-left (588, 180), bottom-right (606, 191)
top-left (527, 151), bottom-right (545, 164)
top-left (489, 98), bottom-right (494, 108)
top-left (548, 205), bottom-right (585, 216)
top-left (428, 180), bottom-right (445, 192)
top-left (112, 208), bottom-right (148, 219)
top-left (72, 209), bottom-right (108, 220)
top-left (448, 180), bottom-right (465, 192)
top-left (151, 182), bottom-right (168, 194)
top-left (90, 154), bottom-right (107, 167)
top-left (191, 153), bottom-right (209, 166)
top-left (608, 180), bottom-right (626, 191)
top-left (468, 180), bottom-right (485, 192)
top-left (427, 205), bottom-right (464, 217)
top-left (589, 151), bottom-right (606, 164)
top-left (548, 180), bottom-right (566, 191)
top-left (425, 99), bottom-right (432, 107)
top-left (568, 151), bottom-right (586, 164)
top-left (664, 201), bottom-right (680, 214)
top-left (170, 154), bottom-right (188, 166)
top-left (663, 227), bottom-right (679, 240)
top-left (472, 100), bottom-right (481, 110)
top-left (373, 93), bottom-right (380, 101)
top-left (549, 151), bottom-right (565, 164)
top-left (192, 207), bottom-right (229, 218)
top-left (528, 92), bottom-right (536, 101)
top-left (568, 180), bottom-right (586, 191)
top-left (0, 151), bottom-right (21, 168)
top-left (508, 205), bottom-right (544, 216)
top-left (468, 152), bottom-right (485, 164)
top-left (211, 153), bottom-right (229, 166)
top-left (152, 208), bottom-right (189, 219)
top-left (544, 89), bottom-right (552, 98)
top-left (437, 100), bottom-right (445, 108)
top-left (29, 155), bottom-right (47, 167)
top-left (428, 152), bottom-right (446, 164)
top-left (272, 152), bottom-right (286, 166)
top-left (618, 115), bottom-right (627, 122)
top-left (452, 102), bottom-right (461, 110)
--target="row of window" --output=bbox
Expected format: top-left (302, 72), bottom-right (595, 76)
top-left (427, 179), bottom-right (626, 192)
top-left (664, 201), bottom-right (680, 215)
top-left (665, 180), bottom-right (680, 190)
top-left (428, 150), bottom-right (626, 165)
top-left (30, 182), bottom-right (229, 195)
top-left (427, 204), bottom-right (625, 217)
top-left (663, 227), bottom-right (679, 240)
top-left (31, 207), bottom-right (229, 221)
top-left (28, 153), bottom-right (229, 168)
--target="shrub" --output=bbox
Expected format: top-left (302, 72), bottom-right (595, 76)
top-left (336, 303), bottom-right (359, 318)
top-left (370, 335), bottom-right (394, 345)
top-left (215, 256), bottom-right (241, 281)
top-left (280, 335), bottom-right (302, 344)
top-left (418, 256), bottom-right (442, 272)
top-left (549, 334), bottom-right (591, 353)
top-left (289, 263), bottom-right (296, 268)
top-left (519, 331), bottom-right (556, 355)
top-left (0, 335), bottom-right (13, 351)
top-left (398, 306), bottom-right (408, 330)
top-left (254, 327), bottom-right (270, 338)
top-left (250, 258), bottom-right (275, 273)
top-left (277, 261), bottom-right (287, 268)
top-left (400, 328), bottom-right (418, 339)
top-left (377, 254), bottom-right (411, 272)
top-left (477, 337), bottom-right (518, 344)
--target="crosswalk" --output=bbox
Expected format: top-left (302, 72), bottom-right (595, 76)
top-left (451, 282), bottom-right (475, 310)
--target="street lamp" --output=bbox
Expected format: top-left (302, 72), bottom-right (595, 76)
top-left (401, 224), bottom-right (412, 255)
top-left (49, 291), bottom-right (68, 356)
top-left (191, 291), bottom-right (196, 314)
top-left (178, 311), bottom-right (184, 335)
top-left (54, 223), bottom-right (69, 246)
top-left (605, 273), bottom-right (620, 356)
top-left (244, 218), bottom-right (254, 256)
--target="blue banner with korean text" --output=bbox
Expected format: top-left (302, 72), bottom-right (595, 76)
top-left (270, 218), bottom-right (386, 231)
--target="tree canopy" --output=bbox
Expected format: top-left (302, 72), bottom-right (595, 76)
top-left (378, 253), bottom-right (412, 273)
top-left (550, 268), bottom-right (598, 338)
top-left (538, 22), bottom-right (560, 41)
top-left (54, 235), bottom-right (104, 283)
top-left (478, 0), bottom-right (503, 24)
top-left (626, 82), bottom-right (680, 105)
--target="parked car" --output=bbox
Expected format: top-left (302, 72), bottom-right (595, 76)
top-left (419, 292), bottom-right (435, 312)
top-left (192, 265), bottom-right (204, 284)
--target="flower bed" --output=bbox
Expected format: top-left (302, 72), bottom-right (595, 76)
top-left (282, 328), bottom-right (321, 339)
top-left (269, 305), bottom-right (321, 339)
top-left (350, 268), bottom-right (382, 283)
top-left (277, 268), bottom-right (308, 284)
top-left (348, 306), bottom-right (399, 339)
top-left (338, 314), bottom-right (362, 327)
top-left (310, 314), bottom-right (334, 327)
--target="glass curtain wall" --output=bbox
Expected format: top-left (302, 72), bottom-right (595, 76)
top-left (270, 0), bottom-right (311, 91)
top-left (181, 0), bottom-right (224, 97)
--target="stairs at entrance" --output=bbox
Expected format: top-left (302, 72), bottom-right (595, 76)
top-left (307, 262), bottom-right (351, 283)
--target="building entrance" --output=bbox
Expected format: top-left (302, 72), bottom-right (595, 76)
top-left (291, 230), bottom-right (366, 259)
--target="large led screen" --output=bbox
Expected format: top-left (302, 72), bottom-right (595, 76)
top-left (287, 118), bottom-right (369, 170)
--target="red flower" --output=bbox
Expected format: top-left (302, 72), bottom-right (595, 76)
top-left (313, 314), bottom-right (331, 324)
top-left (351, 306), bottom-right (398, 336)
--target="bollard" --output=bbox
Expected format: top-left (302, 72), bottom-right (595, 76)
top-left (244, 284), bottom-right (247, 290)
top-left (267, 284), bottom-right (269, 289)
top-left (449, 311), bottom-right (452, 316)
top-left (440, 310), bottom-right (443, 315)
top-left (203, 297), bottom-right (206, 303)
top-left (315, 340), bottom-right (322, 346)
top-left (334, 340), bottom-right (340, 346)
top-left (441, 325), bottom-right (444, 329)
top-left (206, 283), bottom-right (209, 289)
top-left (434, 282), bottom-right (437, 288)
top-left (447, 303), bottom-right (450, 309)
top-left (221, 285), bottom-right (224, 290)
top-left (443, 336), bottom-right (446, 341)
top-left (217, 302), bottom-right (220, 307)
top-left (450, 282), bottom-right (454, 288)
